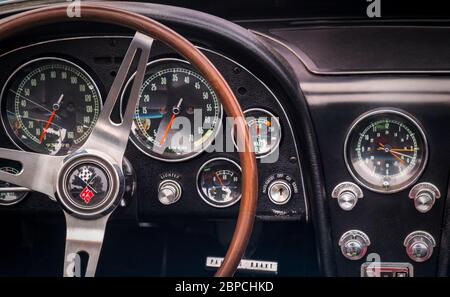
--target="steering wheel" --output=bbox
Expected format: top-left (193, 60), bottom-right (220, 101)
top-left (0, 3), bottom-right (258, 277)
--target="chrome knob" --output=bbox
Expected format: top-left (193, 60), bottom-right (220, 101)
top-left (409, 183), bottom-right (440, 213)
top-left (404, 231), bottom-right (436, 262)
top-left (339, 230), bottom-right (370, 260)
top-left (158, 180), bottom-right (182, 205)
top-left (332, 182), bottom-right (363, 211)
top-left (268, 180), bottom-right (292, 205)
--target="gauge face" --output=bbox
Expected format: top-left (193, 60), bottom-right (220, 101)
top-left (1, 57), bottom-right (102, 155)
top-left (197, 158), bottom-right (242, 208)
top-left (122, 59), bottom-right (222, 161)
top-left (345, 109), bottom-right (428, 193)
top-left (0, 167), bottom-right (28, 206)
top-left (234, 108), bottom-right (281, 158)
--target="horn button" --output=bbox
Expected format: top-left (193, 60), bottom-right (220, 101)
top-left (57, 153), bottom-right (123, 219)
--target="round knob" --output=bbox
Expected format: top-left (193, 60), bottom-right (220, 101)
top-left (414, 191), bottom-right (435, 213)
top-left (158, 180), bottom-right (182, 205)
top-left (331, 182), bottom-right (363, 211)
top-left (409, 183), bottom-right (440, 213)
top-left (404, 231), bottom-right (436, 262)
top-left (337, 191), bottom-right (358, 211)
top-left (339, 230), bottom-right (370, 260)
top-left (268, 180), bottom-right (292, 205)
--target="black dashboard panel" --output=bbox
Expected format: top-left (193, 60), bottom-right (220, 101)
top-left (268, 25), bottom-right (450, 73)
top-left (0, 35), bottom-right (307, 221)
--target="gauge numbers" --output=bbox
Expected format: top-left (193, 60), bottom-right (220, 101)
top-left (1, 57), bottom-right (102, 155)
top-left (233, 108), bottom-right (281, 158)
top-left (345, 109), bottom-right (427, 193)
top-left (197, 158), bottom-right (242, 208)
top-left (123, 59), bottom-right (222, 162)
top-left (0, 167), bottom-right (28, 206)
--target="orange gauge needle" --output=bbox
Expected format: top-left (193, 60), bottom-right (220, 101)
top-left (159, 113), bottom-right (176, 146)
top-left (254, 121), bottom-right (260, 136)
top-left (39, 111), bottom-right (57, 143)
top-left (39, 94), bottom-right (64, 143)
top-left (390, 148), bottom-right (417, 152)
top-left (159, 98), bottom-right (184, 146)
top-left (390, 151), bottom-right (406, 165)
top-left (215, 173), bottom-right (225, 187)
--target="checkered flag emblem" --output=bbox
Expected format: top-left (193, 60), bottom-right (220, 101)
top-left (78, 167), bottom-right (93, 184)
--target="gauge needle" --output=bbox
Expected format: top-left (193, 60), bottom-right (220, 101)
top-left (390, 150), bottom-right (413, 159)
top-left (215, 173), bottom-right (225, 187)
top-left (39, 94), bottom-right (64, 143)
top-left (159, 98), bottom-right (183, 146)
top-left (377, 142), bottom-right (406, 165)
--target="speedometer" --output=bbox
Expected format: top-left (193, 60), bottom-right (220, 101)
top-left (345, 109), bottom-right (428, 193)
top-left (1, 57), bottom-right (102, 155)
top-left (122, 58), bottom-right (222, 161)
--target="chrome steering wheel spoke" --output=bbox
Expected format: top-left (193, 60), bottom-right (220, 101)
top-left (0, 148), bottom-right (63, 199)
top-left (81, 32), bottom-right (153, 164)
top-left (57, 32), bottom-right (153, 277)
top-left (63, 213), bottom-right (110, 277)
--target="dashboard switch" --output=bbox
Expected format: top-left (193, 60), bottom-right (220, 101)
top-left (332, 182), bottom-right (363, 211)
top-left (158, 180), bottom-right (182, 205)
top-left (268, 180), bottom-right (292, 205)
top-left (404, 231), bottom-right (436, 262)
top-left (409, 183), bottom-right (440, 213)
top-left (339, 230), bottom-right (370, 260)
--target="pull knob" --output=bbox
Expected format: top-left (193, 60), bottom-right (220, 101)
top-left (339, 230), bottom-right (371, 260)
top-left (409, 183), bottom-right (440, 213)
top-left (158, 180), bottom-right (182, 205)
top-left (404, 231), bottom-right (436, 262)
top-left (332, 182), bottom-right (364, 211)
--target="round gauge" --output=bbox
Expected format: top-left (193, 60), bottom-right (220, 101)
top-left (233, 108), bottom-right (281, 158)
top-left (0, 167), bottom-right (28, 206)
top-left (196, 158), bottom-right (242, 208)
top-left (345, 109), bottom-right (428, 193)
top-left (122, 58), bottom-right (222, 162)
top-left (1, 57), bottom-right (102, 155)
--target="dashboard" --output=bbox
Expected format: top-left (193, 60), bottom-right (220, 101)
top-left (0, 1), bottom-right (450, 278)
top-left (0, 35), bottom-right (307, 220)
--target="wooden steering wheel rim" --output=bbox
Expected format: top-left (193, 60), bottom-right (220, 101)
top-left (0, 3), bottom-right (258, 277)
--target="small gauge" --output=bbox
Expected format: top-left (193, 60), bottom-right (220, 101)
top-left (345, 109), bottom-right (428, 193)
top-left (233, 108), bottom-right (281, 158)
top-left (0, 167), bottom-right (28, 206)
top-left (196, 158), bottom-right (242, 208)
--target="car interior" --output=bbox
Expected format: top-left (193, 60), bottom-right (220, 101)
top-left (0, 0), bottom-right (449, 278)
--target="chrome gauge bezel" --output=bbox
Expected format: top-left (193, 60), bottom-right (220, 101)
top-left (344, 108), bottom-right (428, 194)
top-left (120, 58), bottom-right (223, 163)
top-left (196, 157), bottom-right (242, 208)
top-left (231, 108), bottom-right (282, 159)
top-left (0, 56), bottom-right (103, 155)
top-left (0, 167), bottom-right (29, 206)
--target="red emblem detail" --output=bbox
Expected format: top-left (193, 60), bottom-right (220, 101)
top-left (80, 187), bottom-right (94, 204)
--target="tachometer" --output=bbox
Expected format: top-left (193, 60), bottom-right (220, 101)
top-left (1, 57), bottom-right (102, 155)
top-left (345, 109), bottom-right (428, 193)
top-left (122, 58), bottom-right (222, 162)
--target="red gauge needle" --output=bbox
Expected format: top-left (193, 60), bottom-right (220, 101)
top-left (159, 98), bottom-right (183, 146)
top-left (39, 94), bottom-right (64, 143)
top-left (215, 173), bottom-right (225, 187)
top-left (159, 113), bottom-right (176, 146)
